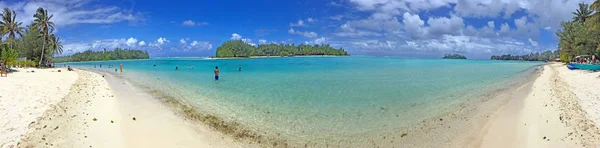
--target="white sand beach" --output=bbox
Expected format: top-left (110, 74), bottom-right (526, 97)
top-left (0, 68), bottom-right (77, 147)
top-left (480, 63), bottom-right (600, 148)
top-left (2, 63), bottom-right (600, 148)
top-left (1, 68), bottom-right (250, 148)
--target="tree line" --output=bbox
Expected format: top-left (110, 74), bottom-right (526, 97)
top-left (0, 7), bottom-right (61, 67)
top-left (442, 54), bottom-right (467, 59)
top-left (53, 48), bottom-right (149, 63)
top-left (490, 50), bottom-right (560, 61)
top-left (215, 40), bottom-right (349, 58)
top-left (556, 2), bottom-right (600, 62)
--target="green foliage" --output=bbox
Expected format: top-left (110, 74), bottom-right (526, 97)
top-left (573, 3), bottom-right (593, 23)
top-left (0, 8), bottom-right (25, 41)
top-left (53, 48), bottom-right (150, 63)
top-left (216, 40), bottom-right (350, 58)
top-left (491, 50), bottom-right (560, 61)
top-left (557, 1), bottom-right (600, 63)
top-left (12, 60), bottom-right (36, 68)
top-left (442, 54), bottom-right (467, 59)
top-left (0, 47), bottom-right (18, 63)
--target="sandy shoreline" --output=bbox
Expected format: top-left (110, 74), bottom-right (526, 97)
top-left (480, 63), bottom-right (600, 148)
top-left (2, 63), bottom-right (600, 147)
top-left (2, 69), bottom-right (248, 148)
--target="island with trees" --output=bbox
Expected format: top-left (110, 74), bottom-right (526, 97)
top-left (442, 54), bottom-right (467, 59)
top-left (53, 48), bottom-right (149, 63)
top-left (215, 40), bottom-right (349, 58)
top-left (490, 50), bottom-right (560, 61)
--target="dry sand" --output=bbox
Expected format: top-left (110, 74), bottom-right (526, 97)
top-left (1, 69), bottom-right (249, 148)
top-left (0, 68), bottom-right (77, 148)
top-left (480, 63), bottom-right (600, 148)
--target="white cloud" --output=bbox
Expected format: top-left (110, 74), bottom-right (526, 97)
top-left (290, 20), bottom-right (306, 27)
top-left (180, 38), bottom-right (187, 44)
top-left (402, 12), bottom-right (427, 39)
top-left (125, 37), bottom-right (138, 47)
top-left (138, 41), bottom-right (146, 46)
top-left (528, 38), bottom-right (538, 47)
top-left (157, 37), bottom-right (169, 44)
top-left (187, 41), bottom-right (212, 51)
top-left (258, 39), bottom-right (268, 45)
top-left (307, 18), bottom-right (316, 23)
top-left (427, 14), bottom-right (464, 36)
top-left (307, 37), bottom-right (327, 45)
top-left (288, 28), bottom-right (318, 38)
top-left (182, 20), bottom-right (208, 27)
top-left (231, 33), bottom-right (242, 40)
top-left (4, 0), bottom-right (141, 27)
top-left (242, 39), bottom-right (256, 46)
top-left (228, 33), bottom-right (256, 46)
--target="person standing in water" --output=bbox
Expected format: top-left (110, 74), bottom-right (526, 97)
top-left (239, 67), bottom-right (242, 72)
top-left (214, 66), bottom-right (220, 80)
top-left (119, 62), bottom-right (123, 73)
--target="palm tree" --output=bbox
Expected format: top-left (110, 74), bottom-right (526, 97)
top-left (48, 34), bottom-right (63, 54)
top-left (33, 7), bottom-right (54, 66)
top-left (0, 8), bottom-right (25, 48)
top-left (573, 3), bottom-right (592, 23)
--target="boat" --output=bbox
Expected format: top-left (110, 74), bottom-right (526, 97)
top-left (568, 63), bottom-right (600, 71)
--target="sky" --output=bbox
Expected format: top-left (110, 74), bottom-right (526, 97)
top-left (1, 0), bottom-right (593, 59)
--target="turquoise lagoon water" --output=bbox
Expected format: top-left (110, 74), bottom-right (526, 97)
top-left (66, 57), bottom-right (543, 145)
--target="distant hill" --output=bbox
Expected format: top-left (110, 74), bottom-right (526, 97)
top-left (215, 40), bottom-right (349, 58)
top-left (442, 54), bottom-right (467, 59)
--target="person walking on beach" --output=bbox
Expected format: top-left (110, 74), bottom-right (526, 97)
top-left (214, 66), bottom-right (220, 80)
top-left (119, 62), bottom-right (123, 73)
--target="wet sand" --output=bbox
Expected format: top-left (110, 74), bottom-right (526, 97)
top-left (16, 70), bottom-right (249, 148)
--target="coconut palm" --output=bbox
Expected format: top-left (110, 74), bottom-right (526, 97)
top-left (0, 8), bottom-right (25, 48)
top-left (48, 34), bottom-right (63, 54)
top-left (573, 3), bottom-right (592, 23)
top-left (33, 7), bottom-right (55, 66)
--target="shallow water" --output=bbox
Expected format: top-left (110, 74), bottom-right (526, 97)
top-left (65, 57), bottom-right (543, 145)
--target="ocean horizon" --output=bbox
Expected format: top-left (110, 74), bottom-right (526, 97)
top-left (64, 57), bottom-right (544, 146)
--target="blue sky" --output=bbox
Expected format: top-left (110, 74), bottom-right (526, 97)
top-left (2, 0), bottom-right (592, 59)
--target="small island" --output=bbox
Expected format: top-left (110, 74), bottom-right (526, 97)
top-left (442, 54), bottom-right (467, 59)
top-left (54, 48), bottom-right (149, 62)
top-left (215, 40), bottom-right (349, 58)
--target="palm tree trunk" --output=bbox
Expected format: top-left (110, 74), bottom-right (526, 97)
top-left (39, 40), bottom-right (45, 67)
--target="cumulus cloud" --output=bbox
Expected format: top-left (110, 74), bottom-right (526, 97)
top-left (1, 0), bottom-right (141, 27)
top-left (180, 38), bottom-right (187, 44)
top-left (231, 33), bottom-right (242, 40)
top-left (402, 12), bottom-right (427, 39)
top-left (138, 41), bottom-right (146, 46)
top-left (157, 37), bottom-right (169, 44)
top-left (229, 33), bottom-right (256, 46)
top-left (288, 28), bottom-right (318, 38)
top-left (182, 20), bottom-right (208, 27)
top-left (125, 37), bottom-right (138, 47)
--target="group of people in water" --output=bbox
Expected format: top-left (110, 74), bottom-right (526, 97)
top-left (91, 62), bottom-right (241, 81)
top-left (93, 63), bottom-right (123, 73)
